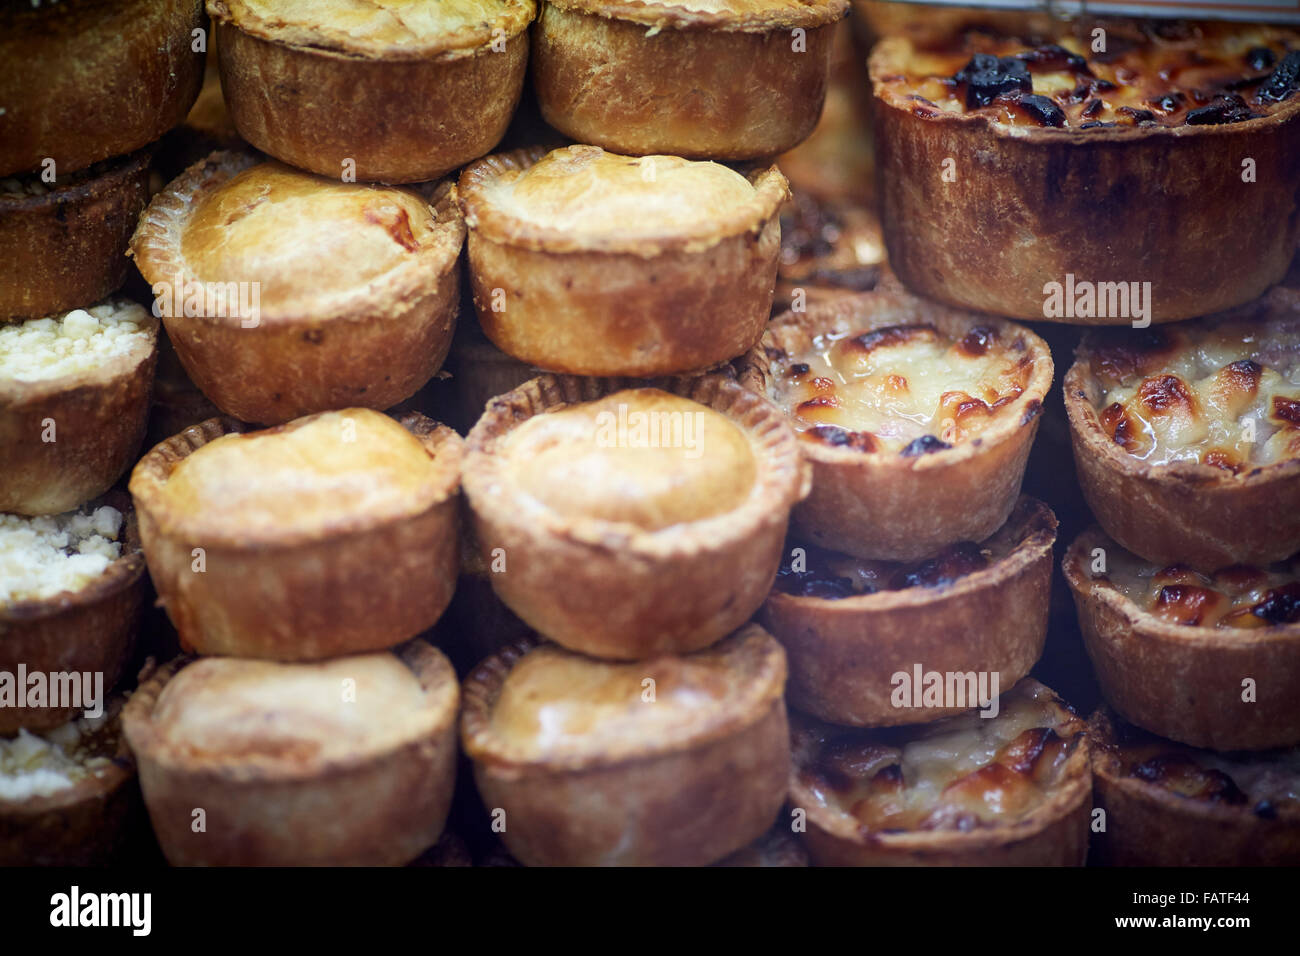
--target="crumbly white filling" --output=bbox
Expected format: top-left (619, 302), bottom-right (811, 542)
top-left (0, 507), bottom-right (124, 605)
top-left (0, 710), bottom-right (112, 801)
top-left (0, 300), bottom-right (150, 383)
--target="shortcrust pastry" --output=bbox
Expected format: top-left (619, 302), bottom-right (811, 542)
top-left (761, 496), bottom-right (1056, 726)
top-left (1064, 296), bottom-right (1300, 568)
top-left (1065, 527), bottom-right (1300, 751)
top-left (130, 151), bottom-right (464, 424)
top-left (458, 145), bottom-right (788, 376)
top-left (789, 677), bottom-right (1092, 866)
top-left (532, 0), bottom-right (849, 159)
top-left (1090, 707), bottom-right (1299, 865)
top-left (129, 409), bottom-right (464, 661)
top-left (738, 288), bottom-right (1052, 560)
top-left (123, 643), bottom-right (459, 866)
top-left (209, 0), bottom-right (534, 183)
top-left (871, 20), bottom-right (1300, 321)
top-left (460, 627), bottom-right (790, 866)
top-left (462, 374), bottom-right (808, 659)
top-left (0, 300), bottom-right (159, 516)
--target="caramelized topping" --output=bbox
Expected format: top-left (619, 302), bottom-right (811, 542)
top-left (774, 538), bottom-right (996, 599)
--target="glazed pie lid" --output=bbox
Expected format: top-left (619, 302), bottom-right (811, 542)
top-left (461, 625), bottom-right (787, 772)
top-left (546, 0), bottom-right (848, 30)
top-left (209, 0), bottom-right (537, 58)
top-left (459, 145), bottom-right (789, 255)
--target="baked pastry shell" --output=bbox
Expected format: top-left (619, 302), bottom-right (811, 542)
top-left (1064, 527), bottom-right (1300, 751)
top-left (737, 289), bottom-right (1052, 560)
top-left (0, 492), bottom-right (147, 735)
top-left (0, 313), bottom-right (160, 516)
top-left (129, 151), bottom-right (465, 425)
top-left (459, 627), bottom-right (791, 866)
top-left (760, 496), bottom-right (1056, 726)
top-left (128, 412), bottom-right (464, 661)
top-left (462, 372), bottom-right (811, 659)
top-left (0, 150), bottom-right (152, 320)
top-left (0, 0), bottom-right (204, 177)
top-left (210, 5), bottom-right (531, 183)
top-left (1088, 707), bottom-right (1300, 866)
top-left (532, 1), bottom-right (848, 159)
top-left (122, 642), bottom-right (460, 866)
top-left (870, 37), bottom-right (1300, 322)
top-left (459, 148), bottom-right (788, 376)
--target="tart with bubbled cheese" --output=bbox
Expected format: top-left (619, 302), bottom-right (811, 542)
top-left (789, 677), bottom-right (1092, 866)
top-left (870, 19), bottom-right (1300, 322)
top-left (1064, 526), bottom-right (1300, 751)
top-left (761, 496), bottom-right (1056, 727)
top-left (737, 287), bottom-right (1052, 560)
top-left (1090, 707), bottom-right (1300, 865)
top-left (124, 642), bottom-right (459, 866)
top-left (461, 373), bottom-right (808, 659)
top-left (129, 409), bottom-right (463, 661)
top-left (0, 300), bottom-right (159, 516)
top-left (460, 627), bottom-right (789, 866)
top-left (1064, 292), bottom-right (1300, 569)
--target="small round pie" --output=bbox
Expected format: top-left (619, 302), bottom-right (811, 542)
top-left (0, 300), bottom-right (159, 516)
top-left (1064, 526), bottom-right (1300, 751)
top-left (129, 409), bottom-right (464, 661)
top-left (774, 191), bottom-right (886, 313)
top-left (209, 0), bottom-right (535, 183)
top-left (458, 145), bottom-right (789, 376)
top-left (1089, 707), bottom-right (1300, 866)
top-left (789, 677), bottom-right (1092, 866)
top-left (761, 496), bottom-right (1057, 727)
top-left (738, 287), bottom-right (1052, 560)
top-left (1064, 294), bottom-right (1300, 569)
top-left (462, 373), bottom-right (809, 659)
top-left (0, 495), bottom-right (146, 735)
top-left (123, 643), bottom-right (460, 866)
top-left (130, 151), bottom-right (465, 425)
top-left (460, 626), bottom-right (790, 866)
top-left (532, 0), bottom-right (849, 159)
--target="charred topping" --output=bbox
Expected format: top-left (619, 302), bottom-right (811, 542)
top-left (1258, 50), bottom-right (1300, 102)
top-left (956, 326), bottom-right (995, 357)
top-left (1136, 374), bottom-right (1195, 414)
top-left (1272, 395), bottom-right (1300, 426)
top-left (779, 191), bottom-right (841, 262)
top-left (1185, 93), bottom-right (1259, 125)
top-left (1250, 581), bottom-right (1300, 625)
top-left (787, 362), bottom-right (811, 378)
top-left (891, 541), bottom-right (988, 589)
top-left (1014, 43), bottom-right (1092, 73)
top-left (1081, 98), bottom-right (1105, 119)
top-left (900, 434), bottom-right (952, 457)
top-left (1150, 91), bottom-right (1185, 112)
top-left (1246, 47), bottom-right (1277, 71)
top-left (953, 52), bottom-right (1032, 108)
top-left (1132, 754), bottom-right (1248, 804)
top-left (1118, 106), bottom-right (1155, 124)
top-left (774, 540), bottom-right (989, 599)
top-left (1017, 93), bottom-right (1066, 127)
top-left (844, 323), bottom-right (938, 356)
top-left (803, 423), bottom-right (877, 453)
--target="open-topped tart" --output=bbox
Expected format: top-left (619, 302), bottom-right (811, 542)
top-left (774, 191), bottom-right (886, 314)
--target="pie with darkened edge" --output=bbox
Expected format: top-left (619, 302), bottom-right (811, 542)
top-left (532, 0), bottom-right (848, 160)
top-left (129, 409), bottom-right (463, 661)
top-left (458, 145), bottom-right (788, 376)
top-left (737, 288), bottom-right (1052, 560)
top-left (0, 300), bottom-right (159, 516)
top-left (789, 677), bottom-right (1092, 866)
top-left (461, 374), bottom-right (808, 659)
top-left (870, 19), bottom-right (1300, 321)
top-left (1064, 526), bottom-right (1300, 751)
top-left (208, 0), bottom-right (534, 183)
top-left (460, 627), bottom-right (789, 866)
top-left (1089, 707), bottom-right (1299, 865)
top-left (761, 496), bottom-right (1056, 727)
top-left (1064, 291), bottom-right (1300, 569)
top-left (130, 151), bottom-right (464, 425)
top-left (123, 643), bottom-right (459, 866)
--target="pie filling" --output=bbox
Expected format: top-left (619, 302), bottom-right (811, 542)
top-left (778, 191), bottom-right (884, 293)
top-left (500, 388), bottom-right (757, 531)
top-left (771, 323), bottom-right (1035, 454)
top-left (1086, 320), bottom-right (1300, 471)
top-left (797, 681), bottom-right (1084, 832)
top-left (0, 300), bottom-right (152, 383)
top-left (0, 708), bottom-right (121, 802)
top-left (878, 21), bottom-right (1299, 129)
top-left (0, 507), bottom-right (125, 606)
top-left (775, 540), bottom-right (991, 598)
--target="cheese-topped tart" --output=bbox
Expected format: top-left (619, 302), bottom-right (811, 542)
top-left (460, 626), bottom-right (789, 866)
top-left (130, 410), bottom-right (464, 661)
top-left (459, 145), bottom-right (788, 376)
top-left (1064, 526), bottom-right (1300, 751)
top-left (1065, 296), bottom-right (1300, 569)
top-left (790, 677), bottom-right (1091, 866)
top-left (1090, 708), bottom-right (1299, 865)
top-left (123, 643), bottom-right (459, 866)
top-left (462, 374), bottom-right (807, 659)
top-left (739, 288), bottom-right (1051, 560)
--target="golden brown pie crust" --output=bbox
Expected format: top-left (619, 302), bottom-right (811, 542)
top-left (761, 496), bottom-right (1056, 726)
top-left (462, 372), bottom-right (809, 659)
top-left (129, 412), bottom-right (464, 661)
top-left (1064, 527), bottom-right (1300, 751)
